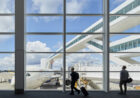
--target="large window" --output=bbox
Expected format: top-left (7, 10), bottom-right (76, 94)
top-left (0, 0), bottom-right (15, 90)
top-left (109, 0), bottom-right (140, 90)
top-left (25, 0), bottom-right (103, 91)
top-left (0, 0), bottom-right (140, 92)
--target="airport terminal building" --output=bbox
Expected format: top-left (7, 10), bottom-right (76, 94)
top-left (0, 0), bottom-right (140, 96)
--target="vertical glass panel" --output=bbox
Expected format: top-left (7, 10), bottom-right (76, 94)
top-left (0, 54), bottom-right (15, 90)
top-left (0, 0), bottom-right (15, 13)
top-left (66, 34), bottom-right (103, 52)
top-left (66, 72), bottom-right (103, 91)
top-left (26, 35), bottom-right (63, 52)
top-left (110, 53), bottom-right (140, 71)
top-left (66, 16), bottom-right (103, 33)
top-left (26, 53), bottom-right (63, 71)
top-left (25, 72), bottom-right (63, 90)
top-left (109, 16), bottom-right (140, 33)
top-left (110, 34), bottom-right (140, 52)
top-left (0, 35), bottom-right (15, 52)
top-left (26, 16), bottom-right (63, 32)
top-left (110, 72), bottom-right (140, 90)
top-left (66, 53), bottom-right (103, 71)
top-left (66, 0), bottom-right (103, 14)
top-left (0, 72), bottom-right (15, 90)
top-left (26, 0), bottom-right (63, 13)
top-left (0, 54), bottom-right (15, 71)
top-left (110, 0), bottom-right (140, 14)
top-left (0, 16), bottom-right (15, 32)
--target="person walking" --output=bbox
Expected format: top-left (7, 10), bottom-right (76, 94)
top-left (70, 67), bottom-right (80, 95)
top-left (119, 65), bottom-right (129, 95)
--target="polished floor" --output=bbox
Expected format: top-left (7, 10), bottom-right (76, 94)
top-left (0, 91), bottom-right (140, 98)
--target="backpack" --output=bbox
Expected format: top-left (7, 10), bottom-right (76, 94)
top-left (75, 72), bottom-right (79, 81)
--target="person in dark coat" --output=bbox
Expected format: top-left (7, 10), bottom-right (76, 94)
top-left (70, 67), bottom-right (80, 95)
top-left (119, 65), bottom-right (129, 95)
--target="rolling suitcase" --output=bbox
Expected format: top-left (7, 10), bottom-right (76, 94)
top-left (80, 87), bottom-right (88, 96)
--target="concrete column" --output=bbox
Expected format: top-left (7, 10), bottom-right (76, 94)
top-left (15, 0), bottom-right (25, 94)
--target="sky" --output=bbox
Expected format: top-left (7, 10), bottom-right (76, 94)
top-left (0, 0), bottom-right (140, 70)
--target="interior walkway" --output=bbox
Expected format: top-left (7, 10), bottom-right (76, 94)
top-left (0, 91), bottom-right (139, 98)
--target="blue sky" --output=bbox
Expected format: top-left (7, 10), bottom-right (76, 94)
top-left (0, 0), bottom-right (140, 70)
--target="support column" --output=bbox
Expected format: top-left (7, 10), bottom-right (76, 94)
top-left (15, 0), bottom-right (25, 94)
top-left (63, 0), bottom-right (66, 92)
top-left (103, 0), bottom-right (110, 92)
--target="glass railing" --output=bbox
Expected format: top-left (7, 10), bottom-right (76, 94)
top-left (110, 38), bottom-right (140, 52)
top-left (88, 38), bottom-right (140, 52)
top-left (87, 41), bottom-right (103, 50)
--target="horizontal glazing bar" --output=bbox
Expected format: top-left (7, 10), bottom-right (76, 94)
top-left (26, 52), bottom-right (63, 54)
top-left (25, 71), bottom-right (140, 72)
top-left (110, 14), bottom-right (140, 16)
top-left (110, 33), bottom-right (140, 34)
top-left (26, 33), bottom-right (63, 35)
top-left (26, 32), bottom-right (104, 35)
top-left (0, 71), bottom-right (15, 72)
top-left (66, 14), bottom-right (103, 16)
top-left (65, 52), bottom-right (103, 53)
top-left (26, 52), bottom-right (103, 53)
top-left (110, 71), bottom-right (140, 72)
top-left (26, 71), bottom-right (104, 72)
top-left (110, 52), bottom-right (140, 53)
top-left (0, 52), bottom-right (15, 53)
top-left (0, 32), bottom-right (15, 34)
top-left (26, 14), bottom-right (63, 16)
top-left (26, 14), bottom-right (103, 16)
top-left (0, 14), bottom-right (15, 16)
top-left (66, 32), bottom-right (104, 34)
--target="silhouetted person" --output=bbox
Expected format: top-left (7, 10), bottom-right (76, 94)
top-left (119, 65), bottom-right (129, 95)
top-left (70, 67), bottom-right (80, 95)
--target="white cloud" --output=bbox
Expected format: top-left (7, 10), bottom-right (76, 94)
top-left (27, 41), bottom-right (51, 52)
top-left (0, 41), bottom-right (51, 68)
top-left (0, 0), bottom-right (14, 41)
top-left (31, 0), bottom-right (87, 21)
top-left (67, 0), bottom-right (87, 20)
top-left (26, 41), bottom-right (51, 65)
top-left (31, 0), bottom-right (63, 22)
top-left (0, 54), bottom-right (14, 67)
top-left (0, 17), bottom-right (14, 33)
top-left (32, 0), bottom-right (62, 13)
top-left (0, 35), bottom-right (12, 42)
top-left (66, 53), bottom-right (101, 67)
top-left (0, 0), bottom-right (12, 13)
top-left (67, 0), bottom-right (86, 13)
top-left (53, 41), bottom-right (62, 50)
top-left (27, 53), bottom-right (50, 65)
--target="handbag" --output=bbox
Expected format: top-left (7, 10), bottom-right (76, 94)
top-left (127, 78), bottom-right (133, 83)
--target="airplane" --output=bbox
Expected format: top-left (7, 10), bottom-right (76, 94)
top-left (10, 65), bottom-right (61, 89)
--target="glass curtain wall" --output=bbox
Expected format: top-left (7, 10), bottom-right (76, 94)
top-left (25, 0), bottom-right (104, 91)
top-left (25, 0), bottom-right (63, 90)
top-left (1, 0), bottom-right (140, 92)
top-left (0, 0), bottom-right (15, 90)
top-left (109, 0), bottom-right (140, 90)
